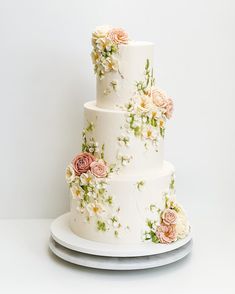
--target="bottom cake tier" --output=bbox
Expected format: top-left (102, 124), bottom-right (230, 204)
top-left (69, 161), bottom-right (190, 245)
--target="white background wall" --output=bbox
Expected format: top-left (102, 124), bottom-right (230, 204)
top-left (0, 0), bottom-right (234, 219)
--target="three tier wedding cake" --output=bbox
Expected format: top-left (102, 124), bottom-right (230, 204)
top-left (65, 26), bottom-right (190, 245)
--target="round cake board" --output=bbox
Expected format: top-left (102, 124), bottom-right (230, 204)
top-left (49, 236), bottom-right (192, 270)
top-left (50, 213), bottom-right (192, 258)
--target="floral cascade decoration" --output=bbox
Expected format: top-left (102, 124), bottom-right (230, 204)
top-left (122, 59), bottom-right (174, 151)
top-left (65, 122), bottom-right (125, 237)
top-left (143, 174), bottom-right (190, 244)
top-left (91, 26), bottom-right (129, 79)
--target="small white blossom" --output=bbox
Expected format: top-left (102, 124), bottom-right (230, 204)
top-left (142, 125), bottom-right (157, 140)
top-left (87, 186), bottom-right (98, 199)
top-left (117, 153), bottom-right (132, 166)
top-left (117, 135), bottom-right (130, 147)
top-left (80, 171), bottom-right (96, 186)
top-left (86, 201), bottom-right (105, 217)
top-left (70, 184), bottom-right (84, 199)
top-left (142, 116), bottom-right (147, 123)
top-left (92, 26), bottom-right (111, 44)
top-left (136, 95), bottom-right (152, 113)
top-left (132, 116), bottom-right (142, 128)
top-left (103, 56), bottom-right (119, 72)
top-left (65, 164), bottom-right (76, 184)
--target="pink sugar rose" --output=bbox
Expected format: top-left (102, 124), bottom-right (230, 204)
top-left (156, 224), bottom-right (177, 244)
top-left (90, 159), bottom-right (108, 178)
top-left (72, 152), bottom-right (96, 176)
top-left (162, 208), bottom-right (177, 225)
top-left (108, 28), bottom-right (128, 44)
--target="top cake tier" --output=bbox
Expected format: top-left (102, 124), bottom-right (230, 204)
top-left (96, 41), bottom-right (154, 109)
top-left (91, 26), bottom-right (154, 110)
top-left (91, 26), bottom-right (174, 130)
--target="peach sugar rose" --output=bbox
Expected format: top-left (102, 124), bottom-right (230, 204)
top-left (162, 208), bottom-right (177, 225)
top-left (108, 28), bottom-right (129, 44)
top-left (151, 88), bottom-right (174, 119)
top-left (156, 224), bottom-right (177, 244)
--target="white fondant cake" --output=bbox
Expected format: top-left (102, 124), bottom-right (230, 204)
top-left (66, 26), bottom-right (190, 245)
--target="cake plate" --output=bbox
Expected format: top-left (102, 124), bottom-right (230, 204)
top-left (49, 236), bottom-right (192, 270)
top-left (50, 213), bottom-right (192, 258)
top-left (49, 213), bottom-right (192, 270)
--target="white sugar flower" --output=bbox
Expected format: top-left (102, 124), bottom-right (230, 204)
top-left (144, 233), bottom-right (151, 240)
top-left (86, 201), bottom-right (105, 217)
top-left (65, 164), bottom-right (76, 184)
top-left (91, 50), bottom-right (100, 65)
top-left (96, 37), bottom-right (113, 52)
top-left (137, 95), bottom-right (152, 113)
top-left (117, 135), bottom-right (130, 147)
top-left (151, 222), bottom-right (157, 231)
top-left (175, 209), bottom-right (190, 239)
top-left (149, 107), bottom-right (161, 119)
top-left (103, 56), bottom-right (119, 72)
top-left (124, 101), bottom-right (135, 112)
top-left (142, 125), bottom-right (157, 140)
top-left (70, 183), bottom-right (84, 199)
top-left (87, 186), bottom-right (98, 199)
top-left (96, 179), bottom-right (108, 190)
top-left (142, 116), bottom-right (147, 123)
top-left (80, 171), bottom-right (96, 186)
top-left (92, 26), bottom-right (110, 43)
top-left (132, 116), bottom-right (142, 128)
top-left (117, 153), bottom-right (132, 166)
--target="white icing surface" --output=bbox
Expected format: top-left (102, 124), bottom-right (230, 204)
top-left (70, 161), bottom-right (174, 244)
top-left (96, 42), bottom-right (154, 109)
top-left (84, 101), bottom-right (164, 175)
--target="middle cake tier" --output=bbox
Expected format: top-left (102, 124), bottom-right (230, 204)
top-left (83, 101), bottom-right (164, 175)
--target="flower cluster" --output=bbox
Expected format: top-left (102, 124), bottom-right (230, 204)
top-left (144, 174), bottom-right (190, 244)
top-left (66, 152), bottom-right (109, 186)
top-left (66, 151), bottom-right (123, 235)
top-left (91, 26), bottom-right (129, 79)
top-left (66, 121), bottom-right (125, 237)
top-left (82, 126), bottom-right (103, 157)
top-left (123, 59), bottom-right (174, 151)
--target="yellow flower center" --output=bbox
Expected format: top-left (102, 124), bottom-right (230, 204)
top-left (67, 170), bottom-right (72, 177)
top-left (152, 111), bottom-right (157, 118)
top-left (94, 53), bottom-right (99, 61)
top-left (140, 99), bottom-right (147, 108)
top-left (160, 120), bottom-right (164, 127)
top-left (93, 206), bottom-right (99, 213)
top-left (87, 177), bottom-right (92, 183)
top-left (147, 130), bottom-right (152, 138)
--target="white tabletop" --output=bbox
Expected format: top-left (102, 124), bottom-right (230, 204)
top-left (0, 218), bottom-right (234, 294)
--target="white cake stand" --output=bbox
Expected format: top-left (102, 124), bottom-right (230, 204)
top-left (49, 213), bottom-right (192, 270)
